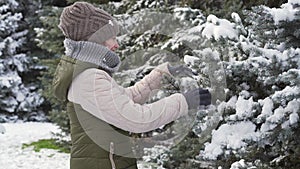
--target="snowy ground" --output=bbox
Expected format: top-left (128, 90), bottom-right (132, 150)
top-left (0, 122), bottom-right (153, 169)
top-left (0, 122), bottom-right (70, 169)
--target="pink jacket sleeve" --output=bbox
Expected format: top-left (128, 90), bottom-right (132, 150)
top-left (67, 68), bottom-right (188, 133)
top-left (124, 62), bottom-right (172, 104)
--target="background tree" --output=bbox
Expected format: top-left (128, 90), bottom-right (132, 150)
top-left (0, 0), bottom-right (45, 122)
top-left (33, 1), bottom-right (68, 134)
top-left (20, 0), bottom-right (300, 168)
top-left (144, 1), bottom-right (300, 168)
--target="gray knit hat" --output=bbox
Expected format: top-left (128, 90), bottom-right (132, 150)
top-left (59, 1), bottom-right (119, 44)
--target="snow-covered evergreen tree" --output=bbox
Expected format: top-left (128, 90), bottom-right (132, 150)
top-left (134, 1), bottom-right (299, 168)
top-left (0, 0), bottom-right (45, 121)
top-left (32, 0), bottom-right (299, 168)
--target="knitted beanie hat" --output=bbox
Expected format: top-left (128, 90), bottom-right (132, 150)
top-left (59, 1), bottom-right (119, 44)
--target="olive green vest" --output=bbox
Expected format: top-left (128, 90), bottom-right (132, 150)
top-left (52, 55), bottom-right (138, 169)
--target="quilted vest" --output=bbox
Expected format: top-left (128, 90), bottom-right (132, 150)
top-left (52, 55), bottom-right (138, 169)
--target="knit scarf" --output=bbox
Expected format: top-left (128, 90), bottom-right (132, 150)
top-left (63, 38), bottom-right (121, 74)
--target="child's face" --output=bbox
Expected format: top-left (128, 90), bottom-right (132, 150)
top-left (103, 37), bottom-right (119, 51)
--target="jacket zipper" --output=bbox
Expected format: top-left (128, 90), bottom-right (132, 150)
top-left (109, 142), bottom-right (116, 169)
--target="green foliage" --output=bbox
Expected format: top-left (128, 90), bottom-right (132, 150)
top-left (38, 59), bottom-right (61, 108)
top-left (197, 3), bottom-right (299, 168)
top-left (48, 109), bottom-right (70, 134)
top-left (22, 138), bottom-right (70, 153)
top-left (40, 0), bottom-right (68, 7)
top-left (32, 0), bottom-right (299, 168)
top-left (34, 5), bottom-right (70, 134)
top-left (35, 6), bottom-right (65, 56)
top-left (0, 0), bottom-right (46, 120)
top-left (179, 0), bottom-right (287, 19)
top-left (162, 132), bottom-right (204, 168)
top-left (244, 4), bottom-right (300, 49)
top-left (120, 0), bottom-right (174, 14)
top-left (133, 1), bottom-right (299, 168)
top-left (67, 0), bottom-right (110, 4)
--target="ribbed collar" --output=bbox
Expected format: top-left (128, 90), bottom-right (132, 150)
top-left (63, 38), bottom-right (121, 74)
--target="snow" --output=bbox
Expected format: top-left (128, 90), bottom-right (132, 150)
top-left (270, 155), bottom-right (287, 164)
top-left (0, 122), bottom-right (70, 169)
top-left (249, 56), bottom-right (271, 68)
top-left (230, 159), bottom-right (248, 169)
top-left (229, 96), bottom-right (254, 120)
top-left (215, 103), bottom-right (227, 116)
top-left (0, 124), bottom-right (5, 134)
top-left (0, 122), bottom-right (160, 169)
top-left (260, 98), bottom-right (300, 131)
top-left (194, 48), bottom-right (220, 60)
top-left (143, 146), bottom-right (169, 165)
top-left (240, 82), bottom-right (250, 90)
top-left (184, 55), bottom-right (199, 65)
top-left (174, 7), bottom-right (203, 23)
top-left (2, 97), bottom-right (18, 112)
top-left (13, 54), bottom-right (29, 72)
top-left (289, 112), bottom-right (299, 125)
top-left (200, 121), bottom-right (259, 160)
top-left (260, 122), bottom-right (277, 132)
top-left (257, 97), bottom-right (274, 121)
top-left (1, 0), bottom-right (299, 168)
top-left (0, 75), bottom-right (18, 88)
top-left (170, 42), bottom-right (179, 50)
top-left (281, 119), bottom-right (290, 129)
top-left (16, 92), bottom-right (25, 102)
top-left (179, 77), bottom-right (199, 90)
top-left (285, 99), bottom-right (300, 114)
top-left (226, 96), bottom-right (238, 109)
top-left (231, 12), bottom-right (241, 23)
top-left (4, 13), bottom-right (23, 32)
top-left (109, 1), bottom-right (123, 8)
top-left (268, 2), bottom-right (298, 25)
top-left (8, 36), bottom-right (24, 55)
top-left (7, 0), bottom-right (19, 8)
top-left (266, 106), bottom-right (285, 123)
top-left (272, 86), bottom-right (300, 101)
top-left (0, 4), bottom-right (9, 12)
top-left (0, 53), bottom-right (43, 113)
top-left (288, 0), bottom-right (300, 4)
top-left (201, 14), bottom-right (238, 40)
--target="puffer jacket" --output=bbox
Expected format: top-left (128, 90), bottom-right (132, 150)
top-left (53, 55), bottom-right (188, 169)
top-left (53, 56), bottom-right (137, 169)
top-left (68, 62), bottom-right (189, 133)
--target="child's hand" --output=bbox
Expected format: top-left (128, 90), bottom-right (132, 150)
top-left (182, 88), bottom-right (212, 109)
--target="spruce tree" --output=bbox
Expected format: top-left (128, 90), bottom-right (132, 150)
top-left (24, 0), bottom-right (299, 168)
top-left (33, 1), bottom-right (68, 133)
top-left (140, 1), bottom-right (299, 168)
top-left (0, 0), bottom-right (45, 121)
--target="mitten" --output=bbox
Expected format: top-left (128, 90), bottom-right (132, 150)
top-left (167, 64), bottom-right (196, 77)
top-left (182, 88), bottom-right (211, 109)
